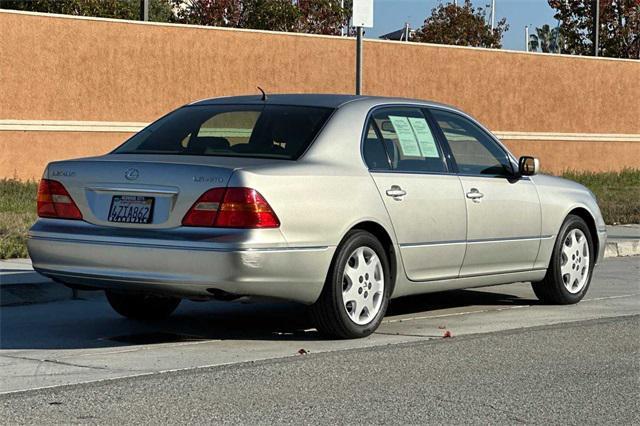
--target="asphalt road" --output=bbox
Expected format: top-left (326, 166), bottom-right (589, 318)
top-left (1, 256), bottom-right (639, 424)
top-left (1, 316), bottom-right (638, 424)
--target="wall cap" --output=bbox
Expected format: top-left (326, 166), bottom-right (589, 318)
top-left (1, 8), bottom-right (639, 64)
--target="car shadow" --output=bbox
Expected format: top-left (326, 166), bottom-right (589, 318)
top-left (387, 288), bottom-right (539, 317)
top-left (0, 287), bottom-right (538, 350)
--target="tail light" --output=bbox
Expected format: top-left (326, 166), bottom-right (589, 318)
top-left (37, 179), bottom-right (83, 220)
top-left (182, 187), bottom-right (279, 228)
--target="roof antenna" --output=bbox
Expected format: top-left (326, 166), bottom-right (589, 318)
top-left (257, 86), bottom-right (267, 101)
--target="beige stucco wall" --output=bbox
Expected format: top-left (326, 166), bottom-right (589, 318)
top-left (1, 10), bottom-right (639, 180)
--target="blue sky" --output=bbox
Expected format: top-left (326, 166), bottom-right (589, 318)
top-left (364, 0), bottom-right (558, 51)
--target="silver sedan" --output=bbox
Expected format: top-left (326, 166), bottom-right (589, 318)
top-left (28, 94), bottom-right (606, 338)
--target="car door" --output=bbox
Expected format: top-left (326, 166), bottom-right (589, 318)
top-left (363, 106), bottom-right (467, 281)
top-left (429, 108), bottom-right (542, 277)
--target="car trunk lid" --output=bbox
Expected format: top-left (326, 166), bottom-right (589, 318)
top-left (45, 154), bottom-right (279, 229)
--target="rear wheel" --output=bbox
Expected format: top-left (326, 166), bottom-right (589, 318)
top-left (105, 291), bottom-right (181, 320)
top-left (310, 230), bottom-right (391, 339)
top-left (532, 215), bottom-right (594, 304)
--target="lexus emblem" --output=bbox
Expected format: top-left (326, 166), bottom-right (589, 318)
top-left (124, 168), bottom-right (140, 181)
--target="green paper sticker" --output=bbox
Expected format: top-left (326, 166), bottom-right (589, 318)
top-left (388, 116), bottom-right (421, 157)
top-left (408, 117), bottom-right (440, 158)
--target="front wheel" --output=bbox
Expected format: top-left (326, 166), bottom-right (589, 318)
top-left (532, 215), bottom-right (594, 304)
top-left (310, 230), bottom-right (391, 339)
top-left (106, 291), bottom-right (181, 320)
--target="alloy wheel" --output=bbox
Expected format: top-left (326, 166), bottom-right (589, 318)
top-left (341, 246), bottom-right (385, 325)
top-left (560, 228), bottom-right (590, 294)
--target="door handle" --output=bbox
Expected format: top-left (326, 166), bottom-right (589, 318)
top-left (466, 188), bottom-right (484, 202)
top-left (386, 185), bottom-right (406, 200)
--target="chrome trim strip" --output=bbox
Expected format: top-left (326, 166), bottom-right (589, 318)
top-left (86, 185), bottom-right (179, 195)
top-left (28, 235), bottom-right (329, 253)
top-left (400, 235), bottom-right (554, 248)
top-left (400, 240), bottom-right (466, 248)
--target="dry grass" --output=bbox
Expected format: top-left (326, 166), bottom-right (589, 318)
top-left (561, 168), bottom-right (640, 225)
top-left (0, 179), bottom-right (37, 259)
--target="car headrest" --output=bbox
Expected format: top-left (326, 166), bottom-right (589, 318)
top-left (190, 136), bottom-right (230, 154)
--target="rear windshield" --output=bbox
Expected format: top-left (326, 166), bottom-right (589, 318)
top-left (114, 104), bottom-right (334, 160)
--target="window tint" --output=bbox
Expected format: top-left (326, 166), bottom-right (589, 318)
top-left (363, 121), bottom-right (390, 170)
top-left (115, 105), bottom-right (334, 160)
top-left (364, 107), bottom-right (447, 173)
top-left (431, 109), bottom-right (513, 176)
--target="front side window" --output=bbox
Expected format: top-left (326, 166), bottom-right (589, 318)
top-left (363, 107), bottom-right (447, 173)
top-left (115, 105), bottom-right (334, 160)
top-left (430, 109), bottom-right (513, 176)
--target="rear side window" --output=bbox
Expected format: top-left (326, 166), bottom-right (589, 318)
top-left (115, 105), bottom-right (334, 160)
top-left (363, 107), bottom-right (447, 173)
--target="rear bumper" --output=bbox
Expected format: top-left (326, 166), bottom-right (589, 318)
top-left (28, 219), bottom-right (334, 304)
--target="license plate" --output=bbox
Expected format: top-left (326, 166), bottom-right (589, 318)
top-left (108, 196), bottom-right (154, 224)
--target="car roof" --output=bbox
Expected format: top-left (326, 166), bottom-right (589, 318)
top-left (189, 93), bottom-right (456, 110)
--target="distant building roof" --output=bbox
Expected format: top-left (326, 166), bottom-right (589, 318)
top-left (379, 27), bottom-right (414, 41)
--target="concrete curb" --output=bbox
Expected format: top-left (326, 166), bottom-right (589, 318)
top-left (604, 240), bottom-right (640, 258)
top-left (0, 261), bottom-right (96, 307)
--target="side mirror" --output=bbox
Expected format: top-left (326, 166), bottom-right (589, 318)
top-left (518, 156), bottom-right (539, 176)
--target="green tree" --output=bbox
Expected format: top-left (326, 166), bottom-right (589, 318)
top-left (172, 0), bottom-right (350, 35)
top-left (413, 0), bottom-right (508, 48)
top-left (296, 0), bottom-right (350, 35)
top-left (529, 24), bottom-right (563, 53)
top-left (0, 0), bottom-right (174, 22)
top-left (548, 0), bottom-right (640, 58)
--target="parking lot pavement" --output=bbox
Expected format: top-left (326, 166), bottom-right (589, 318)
top-left (2, 316), bottom-right (637, 424)
top-left (0, 256), bottom-right (637, 396)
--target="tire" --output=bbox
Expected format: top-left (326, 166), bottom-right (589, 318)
top-left (310, 230), bottom-right (391, 339)
top-left (105, 290), bottom-right (181, 320)
top-left (532, 215), bottom-right (595, 304)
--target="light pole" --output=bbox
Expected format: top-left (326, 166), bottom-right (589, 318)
top-left (525, 25), bottom-right (529, 52)
top-left (490, 0), bottom-right (496, 31)
top-left (140, 0), bottom-right (149, 21)
top-left (593, 0), bottom-right (600, 57)
top-left (341, 0), bottom-right (345, 37)
top-left (356, 26), bottom-right (363, 95)
top-left (352, 0), bottom-right (373, 96)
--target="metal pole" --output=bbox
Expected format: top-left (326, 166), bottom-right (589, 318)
top-left (525, 25), bottom-right (529, 52)
top-left (555, 19), bottom-right (561, 54)
top-left (356, 26), bottom-right (363, 95)
top-left (341, 0), bottom-right (345, 37)
top-left (140, 0), bottom-right (149, 21)
top-left (491, 0), bottom-right (496, 30)
top-left (593, 0), bottom-right (600, 57)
